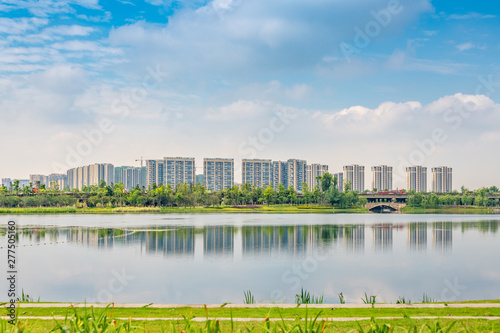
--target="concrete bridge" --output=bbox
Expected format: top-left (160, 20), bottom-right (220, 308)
top-left (365, 202), bottom-right (407, 213)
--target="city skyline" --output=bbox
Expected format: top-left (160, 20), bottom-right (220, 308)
top-left (1, 0), bottom-right (499, 190)
top-left (2, 158), bottom-right (455, 193)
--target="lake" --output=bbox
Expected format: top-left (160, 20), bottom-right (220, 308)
top-left (1, 214), bottom-right (499, 304)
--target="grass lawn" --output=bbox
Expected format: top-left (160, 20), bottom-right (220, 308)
top-left (3, 303), bottom-right (500, 332)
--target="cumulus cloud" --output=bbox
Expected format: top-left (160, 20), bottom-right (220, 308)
top-left (108, 0), bottom-right (432, 81)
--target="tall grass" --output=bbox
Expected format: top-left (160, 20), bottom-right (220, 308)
top-left (16, 289), bottom-right (40, 303)
top-left (244, 290), bottom-right (255, 304)
top-left (361, 293), bottom-right (377, 307)
top-left (396, 296), bottom-right (411, 304)
top-left (422, 293), bottom-right (437, 303)
top-left (51, 304), bottom-right (139, 332)
top-left (295, 288), bottom-right (324, 305)
top-left (338, 292), bottom-right (346, 304)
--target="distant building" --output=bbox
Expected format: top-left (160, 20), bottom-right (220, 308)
top-left (146, 157), bottom-right (195, 189)
top-left (242, 159), bottom-right (273, 188)
top-left (406, 166), bottom-right (427, 193)
top-left (343, 164), bottom-right (364, 192)
top-left (287, 159), bottom-right (307, 192)
top-left (196, 174), bottom-right (204, 185)
top-left (114, 166), bottom-right (133, 185)
top-left (432, 166), bottom-right (452, 193)
top-left (18, 179), bottom-right (30, 188)
top-left (204, 158), bottom-right (234, 192)
top-left (48, 173), bottom-right (67, 190)
top-left (371, 165), bottom-right (393, 191)
top-left (305, 164), bottom-right (328, 189)
top-left (29, 174), bottom-right (48, 187)
top-left (333, 172), bottom-right (344, 192)
top-left (122, 167), bottom-right (143, 190)
top-left (1, 178), bottom-right (11, 189)
top-left (66, 163), bottom-right (114, 190)
top-left (272, 161), bottom-right (288, 190)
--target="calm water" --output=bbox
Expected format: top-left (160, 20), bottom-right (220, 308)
top-left (1, 214), bottom-right (499, 304)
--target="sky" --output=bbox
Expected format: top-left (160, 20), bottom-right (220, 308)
top-left (1, 0), bottom-right (499, 190)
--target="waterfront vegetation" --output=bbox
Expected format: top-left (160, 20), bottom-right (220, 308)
top-left (0, 174), bottom-right (363, 212)
top-left (0, 175), bottom-right (498, 214)
top-left (1, 303), bottom-right (500, 332)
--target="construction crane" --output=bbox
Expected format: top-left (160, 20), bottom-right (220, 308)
top-left (135, 157), bottom-right (144, 168)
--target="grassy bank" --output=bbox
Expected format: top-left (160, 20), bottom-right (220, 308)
top-left (1, 205), bottom-right (499, 215)
top-left (0, 205), bottom-right (368, 215)
top-left (401, 206), bottom-right (499, 214)
top-left (2, 303), bottom-right (500, 332)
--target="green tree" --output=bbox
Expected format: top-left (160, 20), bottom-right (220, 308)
top-left (320, 173), bottom-right (333, 192)
top-left (263, 186), bottom-right (274, 205)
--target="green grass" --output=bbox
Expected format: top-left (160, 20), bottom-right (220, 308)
top-left (8, 304), bottom-right (500, 320)
top-left (0, 205), bottom-right (368, 215)
top-left (401, 206), bottom-right (498, 214)
top-left (2, 304), bottom-right (500, 333)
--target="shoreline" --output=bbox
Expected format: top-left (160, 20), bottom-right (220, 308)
top-left (0, 205), bottom-right (499, 215)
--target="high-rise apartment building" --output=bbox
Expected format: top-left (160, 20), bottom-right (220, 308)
top-left (333, 172), bottom-right (343, 192)
top-left (48, 173), bottom-right (67, 190)
top-left (432, 166), bottom-right (452, 193)
top-left (286, 159), bottom-right (307, 192)
top-left (146, 157), bottom-right (195, 189)
top-left (406, 166), bottom-right (427, 193)
top-left (343, 164), bottom-right (365, 192)
top-left (204, 158), bottom-right (234, 192)
top-left (1, 178), bottom-right (12, 189)
top-left (29, 174), bottom-right (48, 187)
top-left (165, 157), bottom-right (195, 188)
top-left (272, 161), bottom-right (287, 190)
top-left (66, 163), bottom-right (114, 190)
top-left (114, 166), bottom-right (132, 185)
top-left (371, 165), bottom-right (393, 191)
top-left (122, 167), bottom-right (143, 190)
top-left (305, 164), bottom-right (329, 189)
top-left (242, 159), bottom-right (273, 188)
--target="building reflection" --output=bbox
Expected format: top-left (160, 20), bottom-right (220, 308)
top-left (241, 225), bottom-right (344, 257)
top-left (407, 222), bottom-right (427, 251)
top-left (342, 225), bottom-right (365, 253)
top-left (10, 219), bottom-right (493, 258)
top-left (432, 222), bottom-right (452, 253)
top-left (204, 226), bottom-right (234, 256)
top-left (145, 228), bottom-right (195, 257)
top-left (372, 224), bottom-right (393, 252)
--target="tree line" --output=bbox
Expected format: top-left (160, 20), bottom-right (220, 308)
top-left (0, 175), bottom-right (498, 209)
top-left (0, 173), bottom-right (362, 208)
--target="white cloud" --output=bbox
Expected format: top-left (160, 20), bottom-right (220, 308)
top-left (448, 12), bottom-right (496, 20)
top-left (206, 100), bottom-right (272, 120)
top-left (0, 17), bottom-right (49, 34)
top-left (456, 42), bottom-right (475, 51)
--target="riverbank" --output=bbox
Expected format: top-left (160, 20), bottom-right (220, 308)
top-left (401, 206), bottom-right (500, 214)
top-left (0, 205), bottom-right (369, 214)
top-left (1, 205), bottom-right (499, 214)
top-left (2, 302), bottom-right (500, 332)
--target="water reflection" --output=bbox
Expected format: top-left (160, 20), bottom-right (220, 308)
top-left (204, 226), bottom-right (234, 256)
top-left (407, 222), bottom-right (427, 252)
top-left (3, 221), bottom-right (499, 257)
top-left (372, 224), bottom-right (394, 252)
top-left (432, 222), bottom-right (453, 253)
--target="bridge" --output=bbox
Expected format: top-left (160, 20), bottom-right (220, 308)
top-left (359, 193), bottom-right (409, 213)
top-left (359, 193), bottom-right (500, 213)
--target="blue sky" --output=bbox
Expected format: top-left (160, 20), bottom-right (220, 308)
top-left (1, 0), bottom-right (499, 189)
